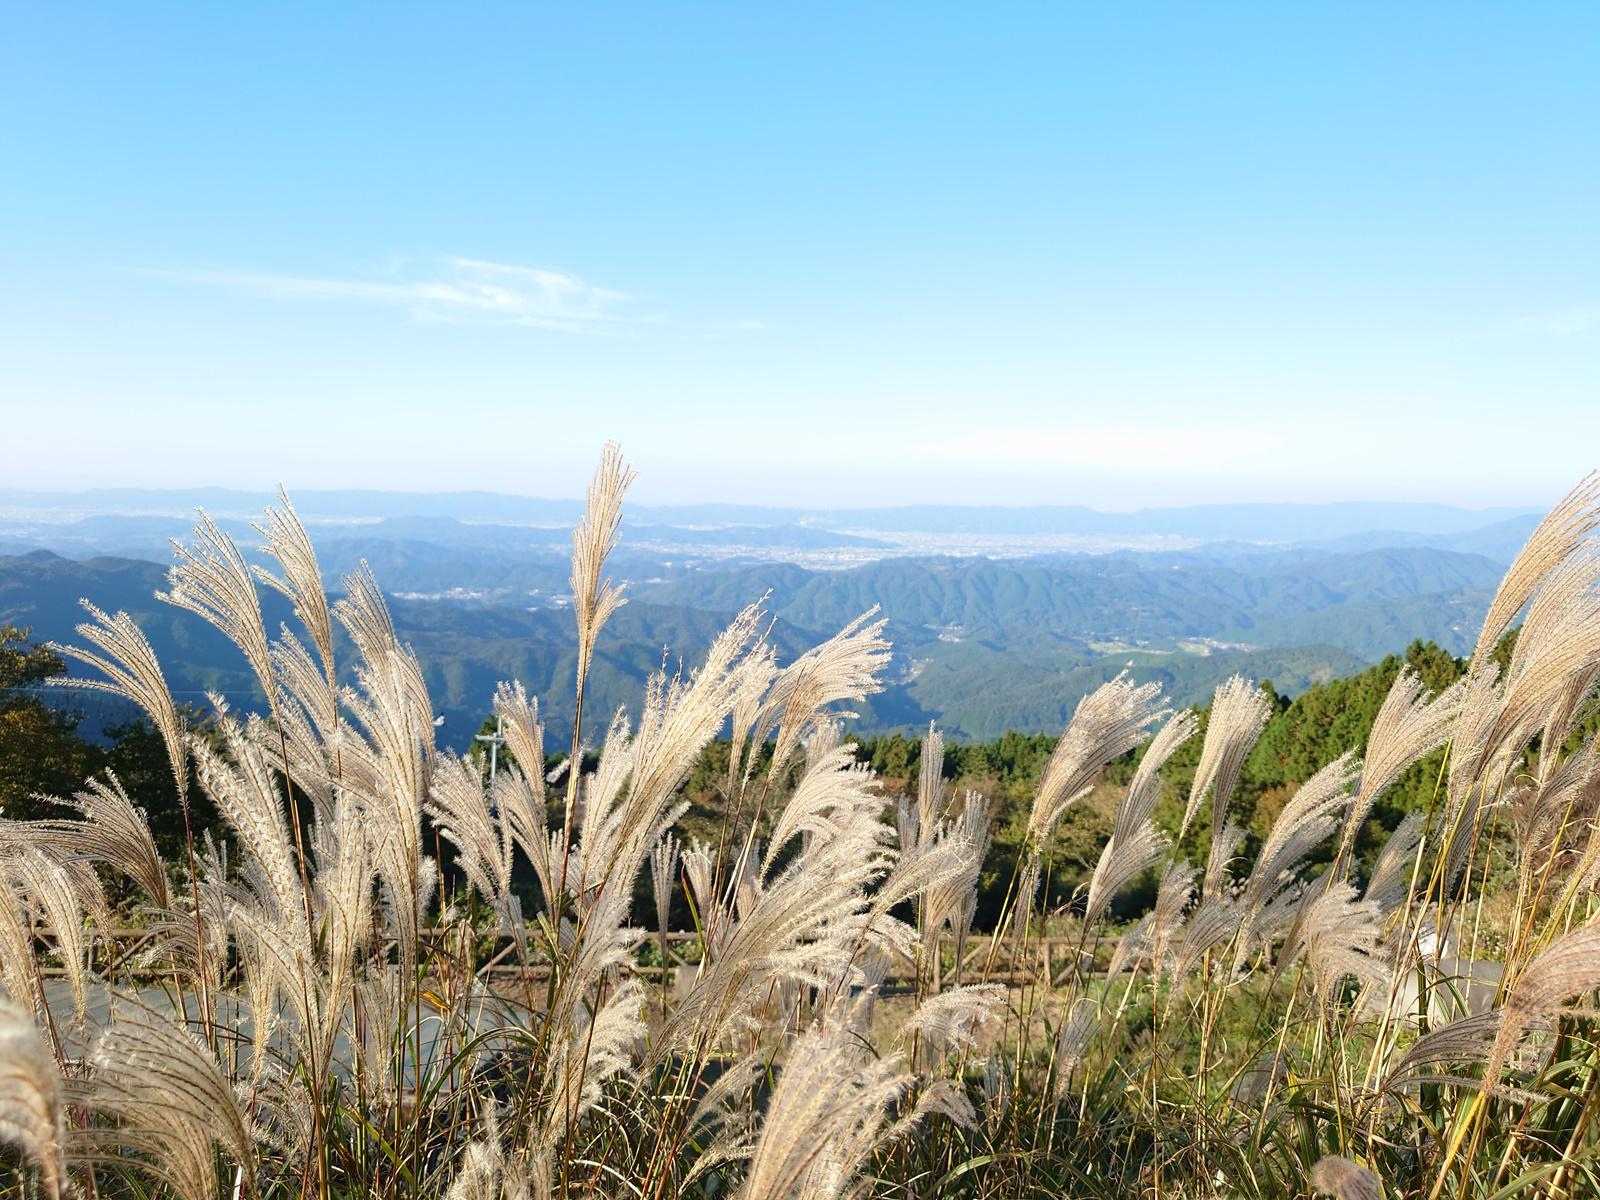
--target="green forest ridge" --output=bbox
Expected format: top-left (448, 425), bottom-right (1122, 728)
top-left (4, 621), bottom-right (1514, 928)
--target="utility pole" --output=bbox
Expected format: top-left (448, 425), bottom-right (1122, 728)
top-left (475, 715), bottom-right (506, 783)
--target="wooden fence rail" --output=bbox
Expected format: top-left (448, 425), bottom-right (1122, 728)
top-left (28, 926), bottom-right (1102, 989)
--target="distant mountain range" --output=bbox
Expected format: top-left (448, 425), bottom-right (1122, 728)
top-left (0, 487), bottom-right (1536, 743)
top-left (0, 536), bottom-right (1507, 744)
top-left (0, 485), bottom-right (1538, 542)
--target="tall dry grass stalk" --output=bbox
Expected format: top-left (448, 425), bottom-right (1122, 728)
top-left (3, 448), bottom-right (1600, 1199)
top-left (0, 1000), bottom-right (63, 1200)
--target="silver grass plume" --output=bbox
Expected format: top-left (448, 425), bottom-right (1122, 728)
top-left (981, 1056), bottom-right (1010, 1132)
top-left (544, 978), bottom-right (647, 1147)
top-left (569, 440), bottom-right (636, 701)
top-left (895, 793), bottom-right (918, 859)
top-left (494, 680), bottom-right (547, 796)
top-left (192, 718), bottom-right (306, 929)
top-left (1511, 735), bottom-right (1600, 892)
top-left (1310, 1155), bottom-right (1382, 1200)
top-left (310, 797), bottom-right (373, 1033)
top-left (654, 798), bottom-right (895, 1060)
top-left (0, 812), bottom-right (112, 933)
top-left (443, 1142), bottom-right (509, 1200)
top-left (0, 878), bottom-right (37, 1013)
top-left (241, 1062), bottom-right (315, 1180)
top-left (160, 510), bottom-right (277, 702)
top-left (1084, 710), bottom-right (1197, 928)
top-left (228, 900), bottom-right (318, 1072)
top-left (262, 639), bottom-right (342, 835)
top-left (1172, 893), bottom-right (1242, 982)
top-left (51, 601), bottom-right (189, 809)
top-left (1084, 822), bottom-right (1168, 931)
top-left (427, 752), bottom-right (512, 909)
top-left (764, 739), bottom-right (879, 872)
top-left (443, 1119), bottom-right (536, 1200)
top-left (1027, 672), bottom-right (1166, 845)
top-left (1279, 882), bottom-right (1387, 1007)
top-left (1340, 668), bottom-right (1464, 857)
top-left (1540, 661), bottom-right (1600, 777)
top-left (2, 845), bottom-right (93, 1023)
top-left (1492, 546), bottom-right (1600, 759)
top-left (738, 1001), bottom-right (909, 1200)
top-left (1381, 1010), bottom-right (1509, 1099)
top-left (598, 602), bottom-right (765, 901)
top-left (1482, 922), bottom-right (1600, 1089)
top-left (543, 905), bottom-right (649, 1106)
top-left (1116, 709), bottom-right (1199, 846)
top-left (570, 708), bottom-right (634, 894)
top-left (901, 984), bottom-right (1006, 1063)
top-left (1010, 851), bottom-right (1042, 943)
top-left (921, 793), bottom-right (992, 953)
top-left (0, 1001), bottom-right (64, 1200)
top-left (1444, 548), bottom-right (1600, 888)
top-left (886, 1078), bottom-right (980, 1139)
top-left (1202, 818), bottom-right (1246, 900)
top-left (685, 1049), bottom-right (766, 1143)
top-left (756, 609), bottom-right (890, 779)
top-left (1363, 811), bottom-right (1425, 920)
top-left (254, 488), bottom-right (335, 688)
top-left (347, 966), bottom-right (405, 1108)
top-left (1564, 790), bottom-right (1600, 900)
top-left (1149, 859), bottom-right (1197, 974)
top-left (860, 830), bottom-right (974, 971)
top-left (1051, 995), bottom-right (1102, 1096)
top-left (1238, 754), bottom-right (1357, 928)
top-left (1180, 675), bottom-right (1271, 842)
top-left (556, 442), bottom-right (631, 911)
top-left (73, 1107), bottom-right (223, 1200)
top-left (489, 680), bottom-right (551, 879)
top-left (650, 830), bottom-right (681, 969)
top-left (917, 722), bottom-right (948, 833)
top-left (1105, 915), bottom-right (1152, 979)
top-left (88, 994), bottom-right (258, 1198)
top-left (555, 612), bottom-right (769, 1048)
top-left (134, 838), bottom-right (231, 999)
top-left (805, 715), bottom-right (846, 769)
top-left (1248, 884), bottom-right (1309, 957)
top-left (681, 836), bottom-right (715, 910)
top-left (334, 565), bottom-right (436, 962)
top-left (1470, 471), bottom-right (1600, 673)
top-left (1440, 663), bottom-right (1507, 892)
top-left (20, 772), bottom-right (168, 907)
top-left (268, 621), bottom-right (335, 730)
top-left (724, 633), bottom-right (780, 795)
top-left (677, 1053), bottom-right (767, 1189)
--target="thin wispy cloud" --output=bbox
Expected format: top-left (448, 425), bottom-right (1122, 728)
top-left (1504, 307), bottom-right (1600, 338)
top-left (154, 257), bottom-right (639, 331)
top-left (705, 318), bottom-right (769, 340)
top-left (909, 423), bottom-right (1287, 470)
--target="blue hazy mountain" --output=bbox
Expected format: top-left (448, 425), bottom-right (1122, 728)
top-left (0, 486), bottom-right (1536, 544)
top-left (1, 527), bottom-right (1505, 742)
top-left (0, 486), bottom-right (1538, 744)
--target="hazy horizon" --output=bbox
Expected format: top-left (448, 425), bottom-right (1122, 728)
top-left (0, 478), bottom-right (1553, 519)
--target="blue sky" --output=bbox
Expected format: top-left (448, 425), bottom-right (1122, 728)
top-left (2, 4), bottom-right (1597, 509)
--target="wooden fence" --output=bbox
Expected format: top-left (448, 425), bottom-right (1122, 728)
top-left (29, 926), bottom-right (1097, 991)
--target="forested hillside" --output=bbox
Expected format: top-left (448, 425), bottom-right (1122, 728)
top-left (846, 637), bottom-right (1484, 921)
top-left (7, 608), bottom-right (1482, 928)
top-left (631, 546), bottom-right (1501, 652)
top-left (0, 539), bottom-right (1503, 743)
